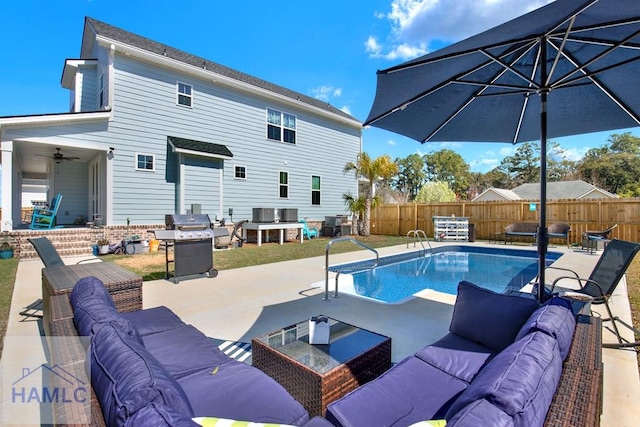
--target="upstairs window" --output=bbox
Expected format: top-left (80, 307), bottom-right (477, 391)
top-left (135, 153), bottom-right (155, 171)
top-left (267, 108), bottom-right (296, 144)
top-left (311, 175), bottom-right (321, 205)
top-left (99, 74), bottom-right (105, 108)
top-left (177, 82), bottom-right (192, 107)
top-left (279, 171), bottom-right (289, 198)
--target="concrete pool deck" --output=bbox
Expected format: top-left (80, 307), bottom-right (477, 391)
top-left (2, 241), bottom-right (639, 426)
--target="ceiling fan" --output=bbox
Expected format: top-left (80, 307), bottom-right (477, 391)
top-left (36, 148), bottom-right (81, 164)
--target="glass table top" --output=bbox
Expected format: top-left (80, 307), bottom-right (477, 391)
top-left (254, 317), bottom-right (389, 374)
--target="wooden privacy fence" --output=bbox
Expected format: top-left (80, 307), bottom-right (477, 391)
top-left (370, 198), bottom-right (640, 244)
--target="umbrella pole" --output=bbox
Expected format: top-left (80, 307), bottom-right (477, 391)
top-left (537, 39), bottom-right (549, 304)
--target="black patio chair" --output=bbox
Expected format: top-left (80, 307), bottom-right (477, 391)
top-left (546, 238), bottom-right (640, 349)
top-left (28, 236), bottom-right (101, 268)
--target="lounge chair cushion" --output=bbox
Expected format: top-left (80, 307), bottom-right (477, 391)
top-left (125, 402), bottom-right (200, 426)
top-left (414, 333), bottom-right (497, 383)
top-left (447, 399), bottom-right (514, 426)
top-left (445, 331), bottom-right (562, 426)
top-left (70, 276), bottom-right (122, 337)
top-left (515, 296), bottom-right (576, 360)
top-left (90, 320), bottom-right (194, 426)
top-left (449, 281), bottom-right (539, 352)
top-left (122, 306), bottom-right (186, 337)
top-left (177, 361), bottom-right (309, 425)
top-left (140, 324), bottom-right (232, 379)
top-left (326, 355), bottom-right (468, 426)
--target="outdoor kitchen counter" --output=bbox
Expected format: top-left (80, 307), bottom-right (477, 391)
top-left (242, 222), bottom-right (304, 246)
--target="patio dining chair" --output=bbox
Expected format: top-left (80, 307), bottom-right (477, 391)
top-left (545, 238), bottom-right (640, 349)
top-left (299, 219), bottom-right (319, 239)
top-left (581, 224), bottom-right (618, 251)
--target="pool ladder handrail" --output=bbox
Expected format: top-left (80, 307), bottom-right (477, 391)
top-left (324, 237), bottom-right (379, 301)
top-left (406, 229), bottom-right (432, 252)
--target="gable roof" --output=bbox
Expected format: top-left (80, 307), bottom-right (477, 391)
top-left (82, 17), bottom-right (359, 126)
top-left (168, 136), bottom-right (233, 160)
top-left (512, 180), bottom-right (617, 199)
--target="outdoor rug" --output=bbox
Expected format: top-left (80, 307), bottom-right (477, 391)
top-left (210, 338), bottom-right (252, 365)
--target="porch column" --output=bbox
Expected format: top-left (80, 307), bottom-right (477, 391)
top-left (1, 140), bottom-right (14, 231)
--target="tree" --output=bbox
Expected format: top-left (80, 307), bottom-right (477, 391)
top-left (497, 142), bottom-right (540, 186)
top-left (343, 153), bottom-right (398, 236)
top-left (423, 149), bottom-right (470, 197)
top-left (415, 181), bottom-right (456, 203)
top-left (578, 132), bottom-right (640, 195)
top-left (392, 154), bottom-right (425, 202)
top-left (342, 193), bottom-right (380, 235)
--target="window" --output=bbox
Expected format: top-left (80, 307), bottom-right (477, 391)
top-left (311, 175), bottom-right (321, 205)
top-left (267, 108), bottom-right (296, 144)
top-left (279, 171), bottom-right (289, 198)
top-left (235, 166), bottom-right (247, 179)
top-left (135, 153), bottom-right (155, 171)
top-left (99, 74), bottom-right (105, 108)
top-left (177, 82), bottom-right (192, 107)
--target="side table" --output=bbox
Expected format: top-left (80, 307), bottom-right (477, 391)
top-left (252, 318), bottom-right (391, 418)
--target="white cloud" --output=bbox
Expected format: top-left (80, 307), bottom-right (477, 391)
top-left (367, 0), bottom-right (553, 62)
top-left (310, 85), bottom-right (342, 102)
top-left (561, 146), bottom-right (590, 162)
top-left (499, 146), bottom-right (516, 156)
top-left (388, 139), bottom-right (397, 146)
top-left (340, 105), bottom-right (352, 115)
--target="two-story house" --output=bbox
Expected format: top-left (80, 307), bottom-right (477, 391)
top-left (0, 17), bottom-right (362, 231)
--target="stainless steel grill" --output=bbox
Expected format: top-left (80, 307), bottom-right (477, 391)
top-left (155, 214), bottom-right (217, 283)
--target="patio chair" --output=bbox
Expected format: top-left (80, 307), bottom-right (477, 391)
top-left (581, 224), bottom-right (618, 251)
top-left (30, 193), bottom-right (63, 229)
top-left (299, 219), bottom-right (319, 239)
top-left (28, 236), bottom-right (101, 268)
top-left (546, 238), bottom-right (640, 349)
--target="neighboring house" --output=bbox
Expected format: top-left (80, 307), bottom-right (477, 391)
top-left (472, 180), bottom-right (617, 202)
top-left (0, 17), bottom-right (361, 230)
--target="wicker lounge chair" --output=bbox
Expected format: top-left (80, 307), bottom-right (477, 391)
top-left (546, 238), bottom-right (640, 348)
top-left (581, 224), bottom-right (618, 252)
top-left (28, 236), bottom-right (101, 268)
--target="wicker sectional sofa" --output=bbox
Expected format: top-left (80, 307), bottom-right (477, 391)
top-left (325, 281), bottom-right (602, 427)
top-left (49, 276), bottom-right (332, 427)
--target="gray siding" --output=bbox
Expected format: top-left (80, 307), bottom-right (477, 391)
top-left (106, 53), bottom-right (360, 223)
top-left (77, 65), bottom-right (97, 111)
top-left (183, 156), bottom-right (222, 218)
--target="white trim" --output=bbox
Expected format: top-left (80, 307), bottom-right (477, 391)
top-left (171, 146), bottom-right (231, 160)
top-left (0, 111), bottom-right (111, 127)
top-left (178, 153), bottom-right (185, 213)
top-left (108, 44), bottom-right (115, 110)
top-left (61, 59), bottom-right (98, 89)
top-left (95, 36), bottom-right (361, 129)
top-left (134, 152), bottom-right (156, 171)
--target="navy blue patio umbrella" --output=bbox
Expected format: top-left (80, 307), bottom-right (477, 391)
top-left (364, 0), bottom-right (640, 302)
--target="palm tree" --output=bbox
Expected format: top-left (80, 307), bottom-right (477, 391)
top-left (343, 153), bottom-right (398, 236)
top-left (342, 192), bottom-right (380, 235)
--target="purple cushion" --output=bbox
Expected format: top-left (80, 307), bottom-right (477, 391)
top-left (326, 355), bottom-right (468, 427)
top-left (177, 361), bottom-right (308, 425)
top-left (303, 417), bottom-right (337, 427)
top-left (415, 333), bottom-right (497, 383)
top-left (122, 306), bottom-right (186, 337)
top-left (447, 399), bottom-right (514, 426)
top-left (515, 297), bottom-right (576, 360)
top-left (450, 281), bottom-right (539, 352)
top-left (446, 332), bottom-right (563, 426)
top-left (90, 321), bottom-right (194, 426)
top-left (124, 402), bottom-right (199, 427)
top-left (70, 276), bottom-right (121, 336)
top-left (141, 325), bottom-right (231, 378)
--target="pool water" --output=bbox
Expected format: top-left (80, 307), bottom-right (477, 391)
top-left (334, 246), bottom-right (562, 304)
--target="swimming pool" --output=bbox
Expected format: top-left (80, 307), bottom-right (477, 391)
top-left (329, 246), bottom-right (562, 304)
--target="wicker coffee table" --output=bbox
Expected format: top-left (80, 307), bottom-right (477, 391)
top-left (252, 318), bottom-right (391, 417)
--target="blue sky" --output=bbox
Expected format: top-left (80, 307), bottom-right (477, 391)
top-left (1, 0), bottom-right (639, 173)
